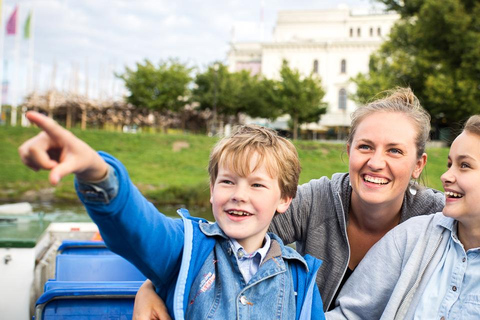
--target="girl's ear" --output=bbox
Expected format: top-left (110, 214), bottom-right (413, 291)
top-left (412, 153), bottom-right (428, 179)
top-left (276, 196), bottom-right (293, 214)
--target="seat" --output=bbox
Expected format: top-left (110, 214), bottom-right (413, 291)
top-left (34, 240), bottom-right (147, 319)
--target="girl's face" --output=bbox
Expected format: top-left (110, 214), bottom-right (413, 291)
top-left (441, 131), bottom-right (480, 227)
top-left (348, 112), bottom-right (427, 209)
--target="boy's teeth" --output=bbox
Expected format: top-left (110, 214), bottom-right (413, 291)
top-left (364, 175), bottom-right (388, 185)
top-left (445, 191), bottom-right (463, 198)
top-left (228, 210), bottom-right (251, 216)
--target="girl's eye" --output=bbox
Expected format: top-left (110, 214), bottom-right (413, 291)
top-left (446, 162), bottom-right (452, 169)
top-left (460, 162), bottom-right (471, 169)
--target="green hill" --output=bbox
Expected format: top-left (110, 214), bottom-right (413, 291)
top-left (0, 126), bottom-right (447, 206)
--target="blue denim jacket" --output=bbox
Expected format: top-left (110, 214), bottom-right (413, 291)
top-left (76, 152), bottom-right (325, 319)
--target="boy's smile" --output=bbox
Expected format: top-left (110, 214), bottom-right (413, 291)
top-left (210, 153), bottom-right (291, 253)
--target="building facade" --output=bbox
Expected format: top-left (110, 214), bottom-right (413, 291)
top-left (227, 7), bottom-right (399, 137)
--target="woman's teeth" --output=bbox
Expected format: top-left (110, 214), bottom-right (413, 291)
top-left (364, 175), bottom-right (388, 185)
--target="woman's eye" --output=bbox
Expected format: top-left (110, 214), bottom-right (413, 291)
top-left (358, 144), bottom-right (371, 150)
top-left (389, 148), bottom-right (403, 155)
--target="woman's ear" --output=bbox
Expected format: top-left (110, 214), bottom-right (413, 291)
top-left (412, 153), bottom-right (427, 179)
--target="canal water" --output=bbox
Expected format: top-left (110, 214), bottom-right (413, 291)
top-left (30, 202), bottom-right (214, 222)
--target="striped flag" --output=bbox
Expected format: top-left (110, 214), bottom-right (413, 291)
top-left (24, 10), bottom-right (32, 39)
top-left (6, 5), bottom-right (18, 35)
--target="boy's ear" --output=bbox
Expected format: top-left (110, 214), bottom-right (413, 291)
top-left (276, 196), bottom-right (293, 214)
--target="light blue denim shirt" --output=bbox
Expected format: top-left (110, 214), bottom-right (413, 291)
top-left (229, 234), bottom-right (271, 283)
top-left (413, 220), bottom-right (480, 319)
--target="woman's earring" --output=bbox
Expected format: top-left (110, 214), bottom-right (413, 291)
top-left (409, 181), bottom-right (417, 196)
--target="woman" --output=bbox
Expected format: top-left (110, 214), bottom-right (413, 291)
top-left (327, 115), bottom-right (480, 319)
top-left (133, 88), bottom-right (445, 319)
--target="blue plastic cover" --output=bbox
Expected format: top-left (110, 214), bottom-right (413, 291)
top-left (55, 254), bottom-right (146, 281)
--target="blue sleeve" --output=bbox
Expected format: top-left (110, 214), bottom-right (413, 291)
top-left (75, 151), bottom-right (184, 289)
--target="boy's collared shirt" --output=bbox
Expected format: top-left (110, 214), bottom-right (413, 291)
top-left (229, 234), bottom-right (271, 283)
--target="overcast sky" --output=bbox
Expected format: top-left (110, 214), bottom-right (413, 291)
top-left (1, 0), bottom-right (382, 103)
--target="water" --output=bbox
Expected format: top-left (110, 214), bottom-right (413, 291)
top-left (30, 202), bottom-right (214, 222)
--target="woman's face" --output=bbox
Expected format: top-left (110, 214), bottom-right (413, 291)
top-left (441, 131), bottom-right (480, 227)
top-left (347, 112), bottom-right (427, 209)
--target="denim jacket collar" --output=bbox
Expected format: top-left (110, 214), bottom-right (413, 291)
top-left (199, 220), bottom-right (309, 271)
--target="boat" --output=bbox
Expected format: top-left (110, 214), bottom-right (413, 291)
top-left (0, 203), bottom-right (144, 319)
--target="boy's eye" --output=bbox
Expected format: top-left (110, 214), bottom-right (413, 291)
top-left (220, 179), bottom-right (234, 185)
top-left (447, 162), bottom-right (452, 168)
top-left (252, 183), bottom-right (265, 188)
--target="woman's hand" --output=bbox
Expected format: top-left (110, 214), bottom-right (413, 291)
top-left (133, 280), bottom-right (172, 320)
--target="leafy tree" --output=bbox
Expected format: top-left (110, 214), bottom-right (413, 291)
top-left (119, 59), bottom-right (193, 114)
top-left (277, 60), bottom-right (327, 140)
top-left (353, 0), bottom-right (480, 137)
top-left (193, 63), bottom-right (280, 134)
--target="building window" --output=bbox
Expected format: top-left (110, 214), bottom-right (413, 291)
top-left (313, 60), bottom-right (319, 73)
top-left (349, 28), bottom-right (353, 37)
top-left (339, 89), bottom-right (347, 110)
top-left (377, 27), bottom-right (382, 36)
top-left (370, 27), bottom-right (373, 36)
top-left (341, 59), bottom-right (346, 74)
top-left (357, 28), bottom-right (361, 37)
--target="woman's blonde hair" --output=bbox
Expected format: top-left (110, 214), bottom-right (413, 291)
top-left (464, 115), bottom-right (480, 136)
top-left (347, 87), bottom-right (431, 159)
top-left (208, 125), bottom-right (301, 199)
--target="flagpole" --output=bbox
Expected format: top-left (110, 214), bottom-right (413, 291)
top-left (0, 0), bottom-right (5, 122)
top-left (22, 9), bottom-right (34, 126)
top-left (10, 5), bottom-right (19, 126)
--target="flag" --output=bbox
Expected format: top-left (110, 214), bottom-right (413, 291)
top-left (0, 0), bottom-right (3, 25)
top-left (24, 10), bottom-right (32, 39)
top-left (6, 6), bottom-right (18, 35)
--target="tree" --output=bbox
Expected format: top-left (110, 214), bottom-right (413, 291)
top-left (277, 60), bottom-right (327, 140)
top-left (193, 63), bottom-right (280, 134)
top-left (352, 0), bottom-right (480, 137)
top-left (119, 59), bottom-right (193, 127)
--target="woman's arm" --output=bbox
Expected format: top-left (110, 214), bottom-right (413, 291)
top-left (133, 280), bottom-right (172, 320)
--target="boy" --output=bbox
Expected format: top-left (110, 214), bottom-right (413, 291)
top-left (19, 111), bottom-right (324, 319)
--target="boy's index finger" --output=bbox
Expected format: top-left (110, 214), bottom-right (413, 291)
top-left (26, 111), bottom-right (68, 140)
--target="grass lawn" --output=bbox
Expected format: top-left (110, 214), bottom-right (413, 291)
top-left (0, 125), bottom-right (448, 206)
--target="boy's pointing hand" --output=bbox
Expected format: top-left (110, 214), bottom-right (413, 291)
top-left (18, 111), bottom-right (108, 185)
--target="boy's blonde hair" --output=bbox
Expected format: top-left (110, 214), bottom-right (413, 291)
top-left (208, 125), bottom-right (301, 200)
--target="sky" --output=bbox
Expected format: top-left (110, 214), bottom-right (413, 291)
top-left (1, 0), bottom-right (383, 104)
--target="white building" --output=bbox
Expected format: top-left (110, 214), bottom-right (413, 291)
top-left (227, 7), bottom-right (399, 138)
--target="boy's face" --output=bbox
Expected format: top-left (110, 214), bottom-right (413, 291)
top-left (210, 152), bottom-right (292, 253)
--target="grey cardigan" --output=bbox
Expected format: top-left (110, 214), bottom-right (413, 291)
top-left (269, 172), bottom-right (445, 310)
top-left (326, 212), bottom-right (454, 320)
